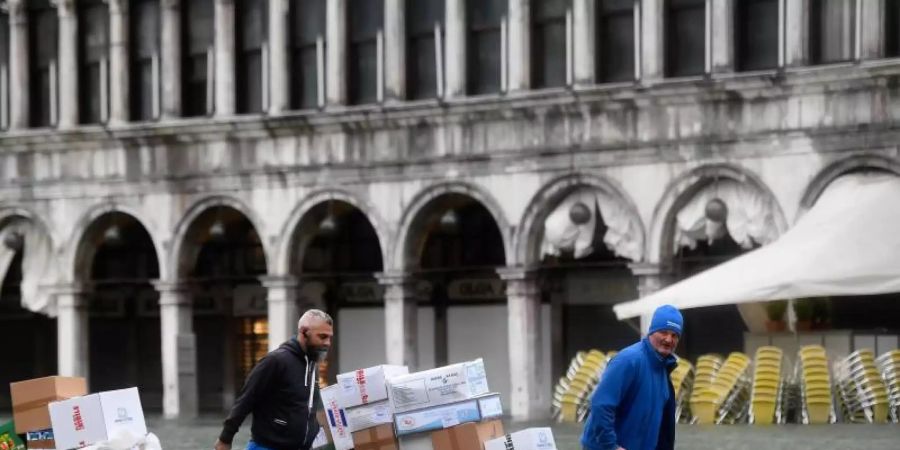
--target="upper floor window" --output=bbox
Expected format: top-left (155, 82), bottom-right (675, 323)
top-left (467, 0), bottom-right (506, 94)
top-left (809, 0), bottom-right (855, 64)
top-left (665, 0), bottom-right (705, 77)
top-left (406, 0), bottom-right (444, 99)
top-left (78, 0), bottom-right (109, 124)
top-left (532, 0), bottom-right (568, 88)
top-left (735, 0), bottom-right (778, 71)
top-left (130, 0), bottom-right (160, 121)
top-left (182, 0), bottom-right (214, 117)
top-left (289, 0), bottom-right (326, 110)
top-left (597, 0), bottom-right (635, 82)
top-left (1, 8), bottom-right (9, 130)
top-left (236, 0), bottom-right (267, 114)
top-left (28, 0), bottom-right (58, 128)
top-left (887, 0), bottom-right (900, 58)
top-left (348, 0), bottom-right (383, 105)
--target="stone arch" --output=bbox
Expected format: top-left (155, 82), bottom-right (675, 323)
top-left (514, 172), bottom-right (646, 266)
top-left (649, 163), bottom-right (788, 264)
top-left (0, 205), bottom-right (54, 243)
top-left (799, 153), bottom-right (900, 213)
top-left (391, 181), bottom-right (512, 271)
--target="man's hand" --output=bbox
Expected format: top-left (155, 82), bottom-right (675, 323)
top-left (214, 439), bottom-right (231, 450)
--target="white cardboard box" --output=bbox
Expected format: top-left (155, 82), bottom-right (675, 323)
top-left (393, 393), bottom-right (502, 436)
top-left (319, 385), bottom-right (355, 450)
top-left (345, 400), bottom-right (394, 432)
top-left (48, 387), bottom-right (147, 450)
top-left (387, 359), bottom-right (489, 414)
top-left (337, 365), bottom-right (409, 408)
top-left (485, 428), bottom-right (557, 450)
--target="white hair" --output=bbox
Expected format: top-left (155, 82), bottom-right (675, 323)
top-left (298, 309), bottom-right (333, 330)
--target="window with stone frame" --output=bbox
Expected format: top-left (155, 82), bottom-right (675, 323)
top-left (885, 0), bottom-right (900, 57)
top-left (665, 0), bottom-right (705, 77)
top-left (406, 0), bottom-right (444, 99)
top-left (28, 0), bottom-right (58, 128)
top-left (78, 0), bottom-right (109, 124)
top-left (349, 0), bottom-right (383, 105)
top-left (289, 0), bottom-right (326, 110)
top-left (532, 0), bottom-right (568, 88)
top-left (467, 0), bottom-right (506, 94)
top-left (809, 0), bottom-right (855, 64)
top-left (1, 7), bottom-right (8, 129)
top-left (596, 0), bottom-right (635, 82)
top-left (130, 0), bottom-right (160, 121)
top-left (735, 0), bottom-right (778, 71)
top-left (182, 0), bottom-right (213, 117)
top-left (236, 0), bottom-right (267, 114)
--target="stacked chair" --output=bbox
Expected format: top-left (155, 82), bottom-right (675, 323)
top-left (689, 352), bottom-right (752, 424)
top-left (834, 349), bottom-right (890, 423)
top-left (551, 350), bottom-right (607, 423)
top-left (686, 354), bottom-right (722, 424)
top-left (795, 345), bottom-right (836, 424)
top-left (875, 349), bottom-right (900, 423)
top-left (749, 346), bottom-right (788, 425)
top-left (670, 358), bottom-right (695, 423)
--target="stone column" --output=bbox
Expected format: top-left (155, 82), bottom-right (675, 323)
top-left (161, 0), bottom-right (182, 118)
top-left (57, 0), bottom-right (79, 128)
top-left (268, 0), bottom-right (289, 114)
top-left (572, 0), bottom-right (595, 86)
top-left (507, 0), bottom-right (530, 91)
top-left (56, 285), bottom-right (89, 379)
top-left (710, 0), bottom-right (735, 73)
top-left (214, 0), bottom-right (235, 116)
top-left (155, 282), bottom-right (198, 419)
top-left (8, 0), bottom-right (29, 129)
top-left (444, 0), bottom-right (466, 98)
top-left (859, 0), bottom-right (884, 60)
top-left (628, 262), bottom-right (670, 335)
top-left (326, 0), bottom-right (347, 105)
top-left (377, 272), bottom-right (419, 370)
top-left (108, 0), bottom-right (129, 124)
top-left (784, 0), bottom-right (809, 67)
top-left (262, 275), bottom-right (299, 351)
top-left (640, 0), bottom-right (665, 81)
top-left (498, 267), bottom-right (544, 422)
top-left (384, 0), bottom-right (405, 101)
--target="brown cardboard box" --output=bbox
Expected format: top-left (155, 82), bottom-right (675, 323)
top-left (352, 423), bottom-right (399, 450)
top-left (317, 410), bottom-right (333, 443)
top-left (431, 420), bottom-right (505, 450)
top-left (9, 376), bottom-right (88, 434)
top-left (26, 439), bottom-right (54, 450)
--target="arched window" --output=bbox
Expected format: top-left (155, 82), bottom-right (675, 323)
top-left (182, 0), bottom-right (213, 117)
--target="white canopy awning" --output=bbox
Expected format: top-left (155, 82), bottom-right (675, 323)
top-left (614, 174), bottom-right (900, 320)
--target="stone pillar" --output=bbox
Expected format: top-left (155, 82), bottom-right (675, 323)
top-left (161, 0), bottom-right (182, 118)
top-left (326, 0), bottom-right (347, 105)
top-left (377, 273), bottom-right (419, 370)
top-left (710, 0), bottom-right (735, 73)
top-left (8, 0), bottom-right (29, 129)
top-left (859, 0), bottom-right (885, 60)
top-left (155, 282), bottom-right (198, 419)
top-left (572, 0), bottom-right (595, 86)
top-left (262, 275), bottom-right (299, 351)
top-left (444, 0), bottom-right (466, 98)
top-left (56, 285), bottom-right (89, 379)
top-left (640, 0), bottom-right (665, 81)
top-left (628, 263), bottom-right (670, 335)
top-left (267, 0), bottom-right (289, 114)
top-left (57, 0), bottom-right (79, 128)
top-left (108, 0), bottom-right (129, 124)
top-left (384, 0), bottom-right (405, 101)
top-left (784, 0), bottom-right (809, 67)
top-left (507, 0), bottom-right (530, 91)
top-left (498, 267), bottom-right (545, 422)
top-left (214, 0), bottom-right (235, 116)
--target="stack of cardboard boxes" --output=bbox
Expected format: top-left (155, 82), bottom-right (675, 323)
top-left (9, 376), bottom-right (88, 450)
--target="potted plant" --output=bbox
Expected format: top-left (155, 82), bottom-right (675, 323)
top-left (794, 298), bottom-right (814, 331)
top-left (765, 300), bottom-right (788, 332)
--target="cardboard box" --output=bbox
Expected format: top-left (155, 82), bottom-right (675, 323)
top-left (337, 365), bottom-right (408, 408)
top-left (25, 429), bottom-right (53, 450)
top-left (0, 420), bottom-right (26, 450)
top-left (484, 428), bottom-right (557, 450)
top-left (394, 393), bottom-right (502, 436)
top-left (432, 420), bottom-right (505, 450)
top-left (312, 411), bottom-right (332, 449)
top-left (346, 400), bottom-right (394, 432)
top-left (9, 376), bottom-right (88, 434)
top-left (48, 387), bottom-right (147, 450)
top-left (397, 433), bottom-right (432, 450)
top-left (319, 385), bottom-right (355, 450)
top-left (351, 423), bottom-right (398, 450)
top-left (388, 359), bottom-right (489, 414)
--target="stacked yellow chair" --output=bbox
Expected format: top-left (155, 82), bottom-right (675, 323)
top-left (875, 349), bottom-right (900, 423)
top-left (689, 352), bottom-right (752, 424)
top-left (834, 349), bottom-right (890, 423)
top-left (670, 358), bottom-right (695, 423)
top-left (551, 350), bottom-right (607, 422)
top-left (796, 345), bottom-right (835, 424)
top-left (750, 346), bottom-right (786, 425)
top-left (687, 354), bottom-right (722, 424)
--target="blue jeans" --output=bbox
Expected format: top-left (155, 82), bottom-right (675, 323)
top-left (246, 441), bottom-right (273, 450)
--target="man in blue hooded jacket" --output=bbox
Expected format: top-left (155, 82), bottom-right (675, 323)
top-left (581, 304), bottom-right (683, 450)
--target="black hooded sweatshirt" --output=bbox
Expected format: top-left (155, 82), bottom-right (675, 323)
top-left (219, 338), bottom-right (321, 450)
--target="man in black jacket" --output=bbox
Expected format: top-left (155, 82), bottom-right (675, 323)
top-left (215, 309), bottom-right (334, 450)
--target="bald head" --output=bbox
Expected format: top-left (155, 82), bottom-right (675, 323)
top-left (298, 309), bottom-right (334, 361)
top-left (298, 309), bottom-right (333, 330)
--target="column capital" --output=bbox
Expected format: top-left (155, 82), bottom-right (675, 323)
top-left (46, 282), bottom-right (89, 297)
top-left (107, 0), bottom-right (129, 15)
top-left (260, 275), bottom-right (300, 290)
top-left (375, 271), bottom-right (416, 287)
top-left (495, 266), bottom-right (539, 282)
top-left (52, 0), bottom-right (76, 15)
top-left (152, 280), bottom-right (188, 293)
top-left (7, 0), bottom-right (27, 19)
top-left (627, 262), bottom-right (671, 277)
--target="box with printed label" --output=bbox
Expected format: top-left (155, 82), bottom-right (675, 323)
top-left (393, 393), bottom-right (501, 436)
top-left (48, 387), bottom-right (146, 450)
top-left (10, 376), bottom-right (88, 434)
top-left (431, 420), bottom-right (504, 450)
top-left (345, 400), bottom-right (394, 432)
top-left (337, 365), bottom-right (409, 408)
top-left (387, 359), bottom-right (489, 414)
top-left (484, 428), bottom-right (557, 450)
top-left (25, 429), bottom-right (53, 450)
top-left (319, 385), bottom-right (355, 450)
top-left (351, 423), bottom-right (398, 450)
top-left (0, 420), bottom-right (26, 450)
